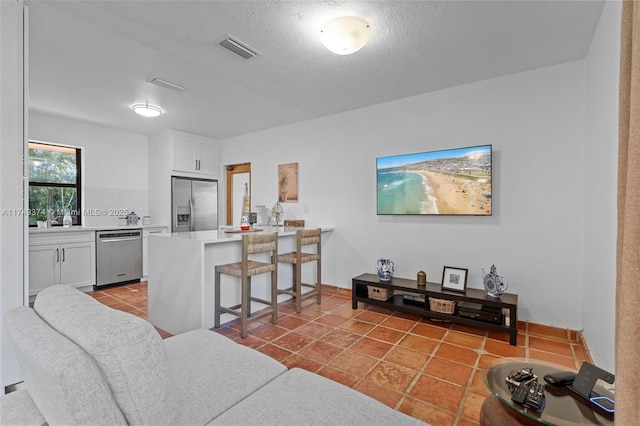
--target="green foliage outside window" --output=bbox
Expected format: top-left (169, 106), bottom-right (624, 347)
top-left (28, 142), bottom-right (81, 226)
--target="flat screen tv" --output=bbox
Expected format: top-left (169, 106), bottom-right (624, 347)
top-left (376, 144), bottom-right (492, 216)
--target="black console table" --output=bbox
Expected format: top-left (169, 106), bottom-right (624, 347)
top-left (352, 273), bottom-right (518, 346)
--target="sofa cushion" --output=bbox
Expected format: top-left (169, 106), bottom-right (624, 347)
top-left (0, 387), bottom-right (46, 426)
top-left (34, 285), bottom-right (178, 425)
top-left (4, 306), bottom-right (126, 425)
top-left (209, 368), bottom-right (428, 426)
top-left (164, 328), bottom-right (287, 425)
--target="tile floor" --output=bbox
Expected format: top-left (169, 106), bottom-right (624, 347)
top-left (90, 282), bottom-right (593, 426)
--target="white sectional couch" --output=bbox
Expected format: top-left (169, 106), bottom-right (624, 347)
top-left (1, 285), bottom-right (427, 425)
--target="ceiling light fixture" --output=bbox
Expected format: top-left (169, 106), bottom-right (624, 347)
top-left (132, 103), bottom-right (163, 117)
top-left (319, 16), bottom-right (372, 55)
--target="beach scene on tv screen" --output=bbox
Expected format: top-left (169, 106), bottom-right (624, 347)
top-left (377, 145), bottom-right (492, 215)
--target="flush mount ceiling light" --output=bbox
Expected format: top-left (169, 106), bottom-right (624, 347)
top-left (132, 103), bottom-right (163, 117)
top-left (319, 16), bottom-right (372, 55)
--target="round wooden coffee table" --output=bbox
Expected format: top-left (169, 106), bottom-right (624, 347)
top-left (481, 358), bottom-right (614, 425)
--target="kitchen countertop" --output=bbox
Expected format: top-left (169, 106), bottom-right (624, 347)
top-left (29, 224), bottom-right (168, 234)
top-left (155, 226), bottom-right (334, 244)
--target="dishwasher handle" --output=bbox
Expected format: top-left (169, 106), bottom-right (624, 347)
top-left (100, 237), bottom-right (140, 243)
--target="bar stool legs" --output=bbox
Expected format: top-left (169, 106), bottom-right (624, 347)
top-left (214, 233), bottom-right (278, 338)
top-left (278, 228), bottom-right (321, 313)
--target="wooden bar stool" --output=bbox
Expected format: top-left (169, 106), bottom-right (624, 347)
top-left (277, 228), bottom-right (321, 313)
top-left (214, 232), bottom-right (278, 338)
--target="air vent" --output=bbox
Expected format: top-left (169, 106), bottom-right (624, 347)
top-left (148, 77), bottom-right (187, 92)
top-left (219, 36), bottom-right (261, 60)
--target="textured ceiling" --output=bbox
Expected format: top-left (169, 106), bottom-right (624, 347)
top-left (27, 0), bottom-right (605, 140)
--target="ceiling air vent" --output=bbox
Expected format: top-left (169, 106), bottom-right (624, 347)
top-left (219, 36), bottom-right (261, 60)
top-left (148, 77), bottom-right (187, 92)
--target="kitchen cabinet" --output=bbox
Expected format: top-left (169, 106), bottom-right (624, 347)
top-left (149, 129), bottom-right (221, 228)
top-left (29, 231), bottom-right (96, 295)
top-left (142, 226), bottom-right (167, 279)
top-left (172, 132), bottom-right (219, 177)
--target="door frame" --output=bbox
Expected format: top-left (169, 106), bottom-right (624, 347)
top-left (225, 163), bottom-right (251, 226)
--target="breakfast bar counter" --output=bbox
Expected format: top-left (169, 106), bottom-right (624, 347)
top-left (147, 226), bottom-right (333, 335)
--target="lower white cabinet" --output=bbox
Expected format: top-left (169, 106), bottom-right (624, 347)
top-left (29, 231), bottom-right (96, 295)
top-left (143, 226), bottom-right (167, 279)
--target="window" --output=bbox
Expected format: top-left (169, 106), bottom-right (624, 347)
top-left (28, 142), bottom-right (82, 226)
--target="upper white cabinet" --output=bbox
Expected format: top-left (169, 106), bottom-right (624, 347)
top-left (171, 132), bottom-right (220, 177)
top-left (149, 129), bottom-right (221, 227)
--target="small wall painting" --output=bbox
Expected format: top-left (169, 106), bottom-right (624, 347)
top-left (278, 162), bottom-right (298, 203)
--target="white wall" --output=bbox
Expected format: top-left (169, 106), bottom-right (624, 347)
top-left (583, 0), bottom-right (621, 372)
top-left (221, 60), bottom-right (589, 331)
top-left (29, 113), bottom-right (149, 226)
top-left (1, 0), bottom-right (26, 389)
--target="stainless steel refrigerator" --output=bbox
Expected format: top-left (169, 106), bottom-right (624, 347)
top-left (171, 177), bottom-right (218, 232)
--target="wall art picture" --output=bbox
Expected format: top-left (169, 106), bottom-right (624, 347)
top-left (441, 266), bottom-right (469, 293)
top-left (278, 162), bottom-right (298, 202)
top-left (376, 144), bottom-right (492, 216)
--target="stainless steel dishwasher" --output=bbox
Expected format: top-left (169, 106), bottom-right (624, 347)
top-left (95, 229), bottom-right (142, 288)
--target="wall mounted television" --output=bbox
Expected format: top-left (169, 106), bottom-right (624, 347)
top-left (376, 144), bottom-right (492, 216)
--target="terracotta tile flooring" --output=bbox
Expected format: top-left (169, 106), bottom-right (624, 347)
top-left (90, 282), bottom-right (593, 426)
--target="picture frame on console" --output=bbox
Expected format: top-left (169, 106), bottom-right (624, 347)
top-left (442, 266), bottom-right (468, 293)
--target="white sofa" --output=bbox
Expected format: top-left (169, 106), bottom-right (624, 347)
top-left (1, 285), bottom-right (427, 425)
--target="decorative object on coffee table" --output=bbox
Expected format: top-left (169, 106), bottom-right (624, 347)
top-left (482, 264), bottom-right (509, 297)
top-left (417, 270), bottom-right (427, 286)
top-left (376, 258), bottom-right (394, 281)
top-left (442, 266), bottom-right (468, 293)
top-left (481, 358), bottom-right (613, 425)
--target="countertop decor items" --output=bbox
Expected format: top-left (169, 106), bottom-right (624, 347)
top-left (271, 202), bottom-right (283, 226)
top-left (126, 212), bottom-right (140, 225)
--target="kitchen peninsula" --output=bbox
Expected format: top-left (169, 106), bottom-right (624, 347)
top-left (148, 227), bottom-right (333, 335)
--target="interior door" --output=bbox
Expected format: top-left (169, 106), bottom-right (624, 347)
top-left (225, 163), bottom-right (251, 226)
